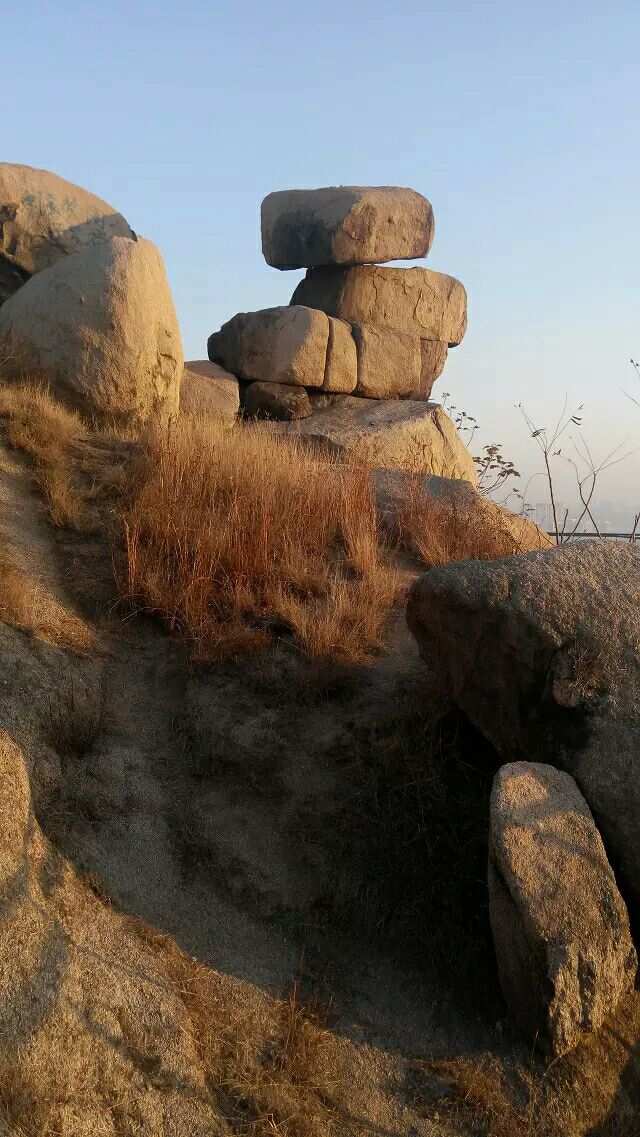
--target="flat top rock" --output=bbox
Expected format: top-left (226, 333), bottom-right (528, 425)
top-left (261, 185), bottom-right (434, 270)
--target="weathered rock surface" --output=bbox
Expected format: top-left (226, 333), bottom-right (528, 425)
top-left (353, 325), bottom-right (421, 399)
top-left (0, 163), bottom-right (133, 304)
top-left (414, 340), bottom-right (449, 399)
top-left (324, 316), bottom-right (358, 393)
top-left (291, 265), bottom-right (467, 346)
top-left (265, 399), bottom-right (477, 480)
top-left (0, 236), bottom-right (182, 426)
top-left (243, 381), bottom-right (312, 420)
top-left (261, 185), bottom-right (434, 269)
top-left (489, 761), bottom-right (636, 1056)
top-left (182, 360), bottom-right (240, 423)
top-left (372, 469), bottom-right (551, 557)
top-left (407, 541), bottom-right (640, 909)
top-left (208, 306), bottom-right (328, 388)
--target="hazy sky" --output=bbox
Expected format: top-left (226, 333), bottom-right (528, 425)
top-left (5, 1), bottom-right (640, 515)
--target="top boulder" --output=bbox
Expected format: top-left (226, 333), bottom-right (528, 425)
top-left (0, 163), bottom-right (134, 303)
top-left (261, 186), bottom-right (434, 270)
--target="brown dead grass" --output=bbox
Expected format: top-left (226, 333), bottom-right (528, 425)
top-left (0, 549), bottom-right (95, 653)
top-left (395, 478), bottom-right (549, 568)
top-left (0, 382), bottom-right (86, 529)
top-left (119, 415), bottom-right (399, 662)
top-left (129, 917), bottom-right (339, 1137)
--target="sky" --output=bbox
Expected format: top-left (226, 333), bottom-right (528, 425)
top-left (5, 0), bottom-right (640, 520)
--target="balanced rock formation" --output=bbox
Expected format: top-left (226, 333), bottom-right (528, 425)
top-left (372, 469), bottom-right (551, 559)
top-left (261, 186), bottom-right (434, 269)
top-left (181, 360), bottom-right (240, 423)
top-left (268, 398), bottom-right (476, 481)
top-left (0, 236), bottom-right (182, 427)
top-left (0, 163), bottom-right (134, 304)
top-left (291, 264), bottom-right (467, 346)
top-left (207, 184), bottom-right (469, 475)
top-left (407, 541), bottom-right (640, 910)
top-left (489, 762), bottom-right (636, 1056)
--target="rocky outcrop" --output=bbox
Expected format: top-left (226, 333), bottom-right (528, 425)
top-left (0, 236), bottom-right (182, 426)
top-left (243, 381), bottom-right (312, 420)
top-left (372, 469), bottom-right (551, 558)
top-left (206, 184), bottom-right (471, 477)
top-left (261, 185), bottom-right (434, 269)
top-left (407, 541), bottom-right (640, 909)
top-left (269, 398), bottom-right (477, 480)
top-left (291, 264), bottom-right (467, 346)
top-left (208, 186), bottom-right (467, 417)
top-left (0, 163), bottom-right (133, 304)
top-left (181, 360), bottom-right (240, 423)
top-left (489, 761), bottom-right (636, 1056)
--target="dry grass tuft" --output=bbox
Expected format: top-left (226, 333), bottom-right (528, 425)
top-left (0, 549), bottom-right (95, 653)
top-left (119, 416), bottom-right (398, 662)
top-left (395, 478), bottom-right (547, 568)
top-left (129, 917), bottom-right (338, 1136)
top-left (425, 1055), bottom-right (540, 1137)
top-left (0, 382), bottom-right (86, 528)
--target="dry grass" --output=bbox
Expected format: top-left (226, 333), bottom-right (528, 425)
top-left (119, 415), bottom-right (398, 662)
top-left (0, 382), bottom-right (86, 529)
top-left (0, 549), bottom-right (95, 652)
top-left (129, 917), bottom-right (339, 1137)
top-left (395, 477), bottom-right (549, 568)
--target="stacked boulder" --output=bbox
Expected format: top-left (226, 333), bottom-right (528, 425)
top-left (208, 186), bottom-right (473, 478)
top-left (0, 164), bottom-right (183, 428)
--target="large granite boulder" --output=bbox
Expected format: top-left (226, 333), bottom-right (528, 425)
top-left (265, 398), bottom-right (477, 481)
top-left (291, 264), bottom-right (467, 347)
top-left (261, 185), bottom-right (434, 269)
top-left (372, 469), bottom-right (551, 559)
top-left (407, 542), bottom-right (640, 908)
top-left (489, 762), bottom-right (636, 1056)
top-left (0, 163), bottom-right (133, 304)
top-left (0, 236), bottom-right (182, 427)
top-left (208, 306), bottom-right (329, 389)
top-left (181, 360), bottom-right (239, 423)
